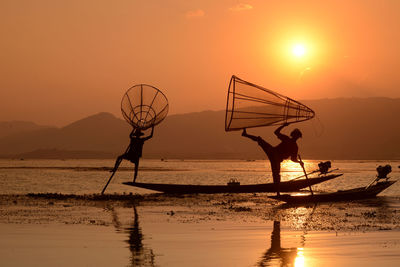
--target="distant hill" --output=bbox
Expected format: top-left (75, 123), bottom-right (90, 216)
top-left (14, 149), bottom-right (115, 159)
top-left (300, 98), bottom-right (400, 159)
top-left (0, 112), bottom-right (130, 157)
top-left (0, 121), bottom-right (52, 138)
top-left (0, 98), bottom-right (399, 160)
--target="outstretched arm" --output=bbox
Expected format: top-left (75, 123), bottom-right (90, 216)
top-left (242, 128), bottom-right (259, 142)
top-left (274, 122), bottom-right (289, 140)
top-left (143, 126), bottom-right (154, 141)
top-left (126, 129), bottom-right (136, 153)
top-left (290, 148), bottom-right (305, 167)
top-left (291, 154), bottom-right (302, 165)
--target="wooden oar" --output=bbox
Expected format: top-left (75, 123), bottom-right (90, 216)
top-left (298, 155), bottom-right (314, 196)
top-left (290, 170), bottom-right (319, 181)
top-left (101, 158), bottom-right (122, 194)
top-left (290, 168), bottom-right (339, 181)
top-left (365, 176), bottom-right (384, 189)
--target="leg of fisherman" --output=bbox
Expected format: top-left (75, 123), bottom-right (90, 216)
top-left (242, 128), bottom-right (282, 195)
top-left (257, 139), bottom-right (281, 195)
top-left (270, 160), bottom-right (281, 196)
top-left (242, 129), bottom-right (274, 158)
top-left (133, 159), bottom-right (139, 183)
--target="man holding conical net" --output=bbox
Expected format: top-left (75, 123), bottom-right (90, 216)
top-left (102, 84), bottom-right (169, 194)
top-left (242, 123), bottom-right (303, 196)
top-left (225, 75), bottom-right (315, 196)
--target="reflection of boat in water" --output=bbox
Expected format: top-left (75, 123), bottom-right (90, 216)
top-left (123, 174), bottom-right (342, 194)
top-left (258, 221), bottom-right (298, 267)
top-left (109, 205), bottom-right (155, 266)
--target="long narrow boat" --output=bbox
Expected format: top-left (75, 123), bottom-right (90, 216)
top-left (269, 180), bottom-right (396, 204)
top-left (122, 174), bottom-right (342, 194)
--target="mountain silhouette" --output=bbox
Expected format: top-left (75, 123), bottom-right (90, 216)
top-left (0, 98), bottom-right (399, 160)
top-left (0, 121), bottom-right (52, 139)
top-left (0, 113), bottom-right (130, 157)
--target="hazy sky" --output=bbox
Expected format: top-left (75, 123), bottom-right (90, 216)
top-left (1, 0), bottom-right (399, 126)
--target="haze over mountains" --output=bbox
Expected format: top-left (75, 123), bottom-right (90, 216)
top-left (0, 121), bottom-right (51, 139)
top-left (0, 98), bottom-right (399, 160)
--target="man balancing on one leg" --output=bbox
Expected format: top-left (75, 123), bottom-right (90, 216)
top-left (111, 126), bottom-right (154, 182)
top-left (242, 122), bottom-right (303, 196)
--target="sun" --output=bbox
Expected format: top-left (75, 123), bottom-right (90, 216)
top-left (292, 44), bottom-right (306, 57)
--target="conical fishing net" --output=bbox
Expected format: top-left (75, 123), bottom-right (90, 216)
top-left (121, 84), bottom-right (169, 129)
top-left (225, 76), bottom-right (315, 131)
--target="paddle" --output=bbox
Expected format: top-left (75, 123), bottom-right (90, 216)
top-left (101, 158), bottom-right (122, 195)
top-left (290, 170), bottom-right (319, 181)
top-left (290, 168), bottom-right (340, 181)
top-left (298, 155), bottom-right (314, 196)
top-left (365, 177), bottom-right (379, 189)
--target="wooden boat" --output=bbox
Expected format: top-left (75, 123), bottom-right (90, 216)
top-left (270, 180), bottom-right (396, 204)
top-left (122, 173), bottom-right (342, 194)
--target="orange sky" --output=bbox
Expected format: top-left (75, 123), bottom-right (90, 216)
top-left (0, 0), bottom-right (399, 126)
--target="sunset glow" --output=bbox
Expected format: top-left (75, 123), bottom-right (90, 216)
top-left (292, 44), bottom-right (306, 57)
top-left (0, 2), bottom-right (400, 267)
top-left (0, 1), bottom-right (399, 126)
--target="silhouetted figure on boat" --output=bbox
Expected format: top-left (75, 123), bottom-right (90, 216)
top-left (242, 122), bottom-right (303, 196)
top-left (111, 126), bottom-right (154, 182)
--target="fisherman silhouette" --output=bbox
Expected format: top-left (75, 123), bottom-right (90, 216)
top-left (111, 126), bottom-right (154, 182)
top-left (242, 122), bottom-right (303, 196)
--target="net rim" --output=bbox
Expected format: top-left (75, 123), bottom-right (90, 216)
top-left (121, 83), bottom-right (169, 129)
top-left (225, 75), bottom-right (315, 131)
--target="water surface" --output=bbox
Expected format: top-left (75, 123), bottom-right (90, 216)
top-left (0, 159), bottom-right (399, 266)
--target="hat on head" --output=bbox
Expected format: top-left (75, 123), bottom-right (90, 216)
top-left (290, 128), bottom-right (302, 138)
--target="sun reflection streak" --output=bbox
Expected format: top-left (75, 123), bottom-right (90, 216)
top-left (281, 160), bottom-right (303, 172)
top-left (295, 248), bottom-right (305, 267)
top-left (280, 160), bottom-right (320, 181)
top-left (281, 160), bottom-right (304, 181)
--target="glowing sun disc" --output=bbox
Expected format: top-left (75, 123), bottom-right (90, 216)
top-left (292, 44), bottom-right (306, 57)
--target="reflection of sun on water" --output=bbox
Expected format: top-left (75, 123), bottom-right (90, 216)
top-left (281, 160), bottom-right (304, 181)
top-left (295, 248), bottom-right (305, 267)
top-left (281, 160), bottom-right (319, 181)
top-left (281, 160), bottom-right (303, 172)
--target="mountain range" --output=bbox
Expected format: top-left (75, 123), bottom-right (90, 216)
top-left (0, 97), bottom-right (399, 160)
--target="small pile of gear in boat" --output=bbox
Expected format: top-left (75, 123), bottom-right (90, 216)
top-left (318, 161), bottom-right (331, 175)
top-left (376, 164), bottom-right (391, 180)
top-left (227, 178), bottom-right (240, 186)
